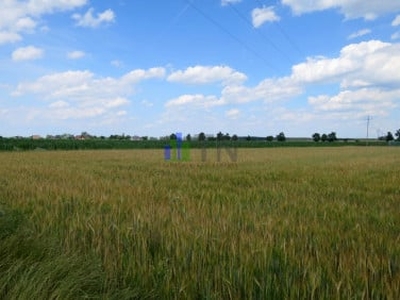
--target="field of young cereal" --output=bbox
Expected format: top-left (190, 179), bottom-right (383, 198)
top-left (0, 147), bottom-right (399, 299)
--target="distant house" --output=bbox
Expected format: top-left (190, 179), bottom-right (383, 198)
top-left (130, 135), bottom-right (142, 141)
top-left (31, 135), bottom-right (42, 140)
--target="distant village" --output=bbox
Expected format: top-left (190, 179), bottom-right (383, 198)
top-left (16, 132), bottom-right (219, 142)
top-left (4, 128), bottom-right (400, 144)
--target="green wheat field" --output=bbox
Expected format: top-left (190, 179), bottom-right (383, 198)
top-left (1, 147), bottom-right (399, 299)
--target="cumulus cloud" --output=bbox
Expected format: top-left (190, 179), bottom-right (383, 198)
top-left (291, 40), bottom-right (400, 87)
top-left (166, 40), bottom-right (400, 132)
top-left (221, 76), bottom-right (302, 104)
top-left (226, 108), bottom-right (240, 119)
top-left (67, 50), bottom-right (86, 59)
top-left (287, 40), bottom-right (400, 122)
top-left (164, 69), bottom-right (302, 114)
top-left (12, 46), bottom-right (44, 61)
top-left (7, 38), bottom-right (400, 136)
top-left (0, 31), bottom-right (21, 44)
top-left (72, 8), bottom-right (115, 28)
top-left (12, 67), bottom-right (165, 121)
top-left (15, 17), bottom-right (36, 32)
top-left (25, 0), bottom-right (88, 14)
top-left (392, 15), bottom-right (400, 26)
top-left (167, 65), bottom-right (247, 85)
top-left (0, 0), bottom-right (87, 44)
top-left (252, 6), bottom-right (280, 28)
top-left (165, 94), bottom-right (225, 108)
top-left (308, 88), bottom-right (398, 116)
top-left (348, 29), bottom-right (371, 39)
top-left (121, 67), bottom-right (166, 83)
top-left (14, 68), bottom-right (165, 99)
top-left (282, 0), bottom-right (400, 20)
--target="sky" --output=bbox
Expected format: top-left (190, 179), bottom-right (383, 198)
top-left (1, 0), bottom-right (400, 138)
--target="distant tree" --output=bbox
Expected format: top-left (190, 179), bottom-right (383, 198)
top-left (246, 135), bottom-right (251, 141)
top-left (312, 133), bottom-right (321, 142)
top-left (141, 136), bottom-right (148, 141)
top-left (224, 133), bottom-right (231, 140)
top-left (395, 129), bottom-right (400, 141)
top-left (232, 134), bottom-right (238, 141)
top-left (386, 131), bottom-right (394, 142)
top-left (266, 135), bottom-right (274, 142)
top-left (217, 131), bottom-right (224, 141)
top-left (170, 133), bottom-right (177, 140)
top-left (186, 134), bottom-right (191, 141)
top-left (378, 135), bottom-right (386, 141)
top-left (276, 132), bottom-right (286, 142)
top-left (327, 132), bottom-right (337, 142)
top-left (321, 133), bottom-right (328, 142)
top-left (198, 132), bottom-right (206, 141)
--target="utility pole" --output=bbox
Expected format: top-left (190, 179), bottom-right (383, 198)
top-left (366, 115), bottom-right (372, 146)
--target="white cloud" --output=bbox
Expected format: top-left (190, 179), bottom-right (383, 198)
top-left (167, 65), bottom-right (247, 85)
top-left (15, 17), bottom-right (36, 32)
top-left (286, 40), bottom-right (400, 125)
top-left (26, 0), bottom-right (88, 14)
top-left (226, 108), bottom-right (240, 119)
top-left (121, 67), bottom-right (166, 83)
top-left (104, 97), bottom-right (129, 108)
top-left (392, 15), bottom-right (400, 26)
top-left (221, 76), bottom-right (302, 104)
top-left (165, 94), bottom-right (225, 108)
top-left (291, 40), bottom-right (399, 87)
top-left (67, 50), bottom-right (86, 59)
top-left (72, 8), bottom-right (115, 28)
top-left (221, 0), bottom-right (241, 6)
top-left (392, 32), bottom-right (400, 40)
top-left (0, 31), bottom-right (21, 44)
top-left (164, 40), bottom-right (400, 135)
top-left (348, 29), bottom-right (371, 39)
top-left (12, 67), bottom-right (165, 121)
top-left (282, 0), bottom-right (400, 20)
top-left (49, 100), bottom-right (69, 108)
top-left (0, 0), bottom-right (87, 44)
top-left (308, 88), bottom-right (399, 116)
top-left (14, 68), bottom-right (165, 99)
top-left (12, 46), bottom-right (44, 61)
top-left (252, 6), bottom-right (280, 28)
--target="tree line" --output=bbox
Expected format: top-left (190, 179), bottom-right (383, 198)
top-left (378, 129), bottom-right (400, 142)
top-left (2, 128), bottom-right (397, 151)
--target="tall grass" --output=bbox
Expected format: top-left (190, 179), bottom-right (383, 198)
top-left (0, 147), bottom-right (399, 299)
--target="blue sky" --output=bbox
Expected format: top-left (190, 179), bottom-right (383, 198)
top-left (1, 0), bottom-right (400, 138)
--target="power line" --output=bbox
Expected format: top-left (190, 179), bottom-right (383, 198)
top-left (253, 0), bottom-right (305, 59)
top-left (185, 0), bottom-right (278, 71)
top-left (227, 1), bottom-right (295, 65)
